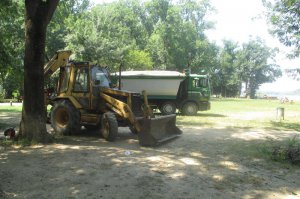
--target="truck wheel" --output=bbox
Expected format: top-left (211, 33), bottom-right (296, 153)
top-left (101, 112), bottom-right (118, 141)
top-left (181, 102), bottom-right (198, 116)
top-left (160, 101), bottom-right (176, 115)
top-left (51, 100), bottom-right (81, 135)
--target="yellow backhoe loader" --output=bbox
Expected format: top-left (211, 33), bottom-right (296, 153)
top-left (44, 50), bottom-right (182, 146)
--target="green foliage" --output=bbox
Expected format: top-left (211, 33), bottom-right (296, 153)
top-left (46, 0), bottom-right (91, 57)
top-left (215, 40), bottom-right (240, 97)
top-left (0, 0), bottom-right (282, 100)
top-left (124, 50), bottom-right (153, 70)
top-left (260, 135), bottom-right (300, 164)
top-left (66, 1), bottom-right (143, 69)
top-left (0, 0), bottom-right (24, 98)
top-left (63, 0), bottom-right (216, 72)
top-left (213, 38), bottom-right (281, 98)
top-left (264, 0), bottom-right (300, 57)
top-left (238, 38), bottom-right (281, 98)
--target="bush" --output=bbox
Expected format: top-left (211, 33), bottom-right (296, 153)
top-left (261, 135), bottom-right (300, 164)
top-left (0, 91), bottom-right (4, 101)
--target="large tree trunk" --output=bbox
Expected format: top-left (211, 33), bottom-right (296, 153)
top-left (19, 0), bottom-right (59, 143)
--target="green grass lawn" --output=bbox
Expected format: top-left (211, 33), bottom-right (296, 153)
top-left (0, 105), bottom-right (22, 112)
top-left (177, 98), bottom-right (300, 132)
top-left (0, 98), bottom-right (299, 132)
top-left (0, 105), bottom-right (22, 130)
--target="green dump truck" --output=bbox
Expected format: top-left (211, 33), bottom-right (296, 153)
top-left (112, 70), bottom-right (211, 116)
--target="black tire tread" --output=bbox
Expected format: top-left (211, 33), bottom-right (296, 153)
top-left (181, 102), bottom-right (198, 116)
top-left (101, 112), bottom-right (118, 141)
top-left (159, 101), bottom-right (176, 115)
top-left (51, 100), bottom-right (81, 135)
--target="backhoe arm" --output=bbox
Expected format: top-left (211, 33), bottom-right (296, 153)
top-left (44, 50), bottom-right (72, 77)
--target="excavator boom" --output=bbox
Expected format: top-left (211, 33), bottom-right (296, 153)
top-left (44, 50), bottom-right (72, 77)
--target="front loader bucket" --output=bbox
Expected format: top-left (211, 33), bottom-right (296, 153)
top-left (138, 114), bottom-right (182, 146)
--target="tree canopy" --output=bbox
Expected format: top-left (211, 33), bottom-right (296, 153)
top-left (0, 0), bottom-right (283, 100)
top-left (264, 0), bottom-right (300, 57)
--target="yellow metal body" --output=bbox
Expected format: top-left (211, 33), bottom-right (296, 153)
top-left (44, 50), bottom-right (145, 131)
top-left (44, 51), bottom-right (182, 146)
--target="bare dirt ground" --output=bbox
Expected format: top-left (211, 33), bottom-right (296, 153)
top-left (0, 110), bottom-right (300, 199)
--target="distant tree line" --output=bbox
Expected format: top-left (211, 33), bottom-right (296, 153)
top-left (0, 0), bottom-right (282, 99)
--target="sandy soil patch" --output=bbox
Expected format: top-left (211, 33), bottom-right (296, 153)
top-left (0, 112), bottom-right (300, 199)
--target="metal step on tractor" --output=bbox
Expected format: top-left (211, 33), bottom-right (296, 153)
top-left (44, 50), bottom-right (182, 146)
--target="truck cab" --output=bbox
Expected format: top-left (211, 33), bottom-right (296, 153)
top-left (177, 74), bottom-right (211, 115)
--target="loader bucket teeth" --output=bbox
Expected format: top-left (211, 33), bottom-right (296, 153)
top-left (137, 114), bottom-right (182, 146)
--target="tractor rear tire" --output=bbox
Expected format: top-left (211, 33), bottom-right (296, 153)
top-left (100, 112), bottom-right (118, 141)
top-left (51, 100), bottom-right (81, 135)
top-left (181, 102), bottom-right (198, 116)
top-left (159, 101), bottom-right (176, 115)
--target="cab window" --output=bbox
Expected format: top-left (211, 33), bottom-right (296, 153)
top-left (91, 65), bottom-right (110, 87)
top-left (60, 66), bottom-right (70, 92)
top-left (74, 67), bottom-right (89, 92)
top-left (193, 78), bottom-right (208, 88)
top-left (193, 78), bottom-right (200, 88)
top-left (199, 78), bottom-right (208, 87)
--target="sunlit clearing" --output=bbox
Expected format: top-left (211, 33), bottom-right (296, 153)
top-left (126, 139), bottom-right (138, 144)
top-left (284, 196), bottom-right (300, 199)
top-left (147, 156), bottom-right (163, 162)
top-left (75, 169), bottom-right (86, 175)
top-left (53, 144), bottom-right (100, 150)
top-left (105, 152), bottom-right (117, 157)
top-left (231, 131), bottom-right (276, 141)
top-left (220, 161), bottom-right (239, 170)
top-left (111, 158), bottom-right (123, 163)
top-left (70, 187), bottom-right (80, 195)
top-left (212, 175), bottom-right (224, 182)
top-left (31, 145), bottom-right (44, 149)
top-left (20, 150), bottom-right (32, 154)
top-left (180, 157), bottom-right (200, 166)
top-left (0, 156), bottom-right (8, 160)
top-left (170, 172), bottom-right (185, 179)
top-left (190, 152), bottom-right (205, 158)
top-left (284, 195), bottom-right (300, 199)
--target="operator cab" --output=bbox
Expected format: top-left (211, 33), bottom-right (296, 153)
top-left (91, 65), bottom-right (111, 88)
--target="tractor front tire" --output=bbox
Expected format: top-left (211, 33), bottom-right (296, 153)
top-left (100, 112), bottom-right (118, 141)
top-left (51, 100), bottom-right (81, 135)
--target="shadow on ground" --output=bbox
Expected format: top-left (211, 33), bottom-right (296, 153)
top-left (1, 126), bottom-right (299, 199)
top-left (268, 121), bottom-right (300, 132)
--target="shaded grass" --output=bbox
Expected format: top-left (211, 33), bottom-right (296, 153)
top-left (0, 122), bottom-right (12, 129)
top-left (269, 121), bottom-right (300, 132)
top-left (259, 135), bottom-right (300, 164)
top-left (0, 137), bottom-right (33, 148)
top-left (1, 98), bottom-right (299, 132)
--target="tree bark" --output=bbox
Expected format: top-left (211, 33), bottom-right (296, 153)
top-left (19, 0), bottom-right (59, 143)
